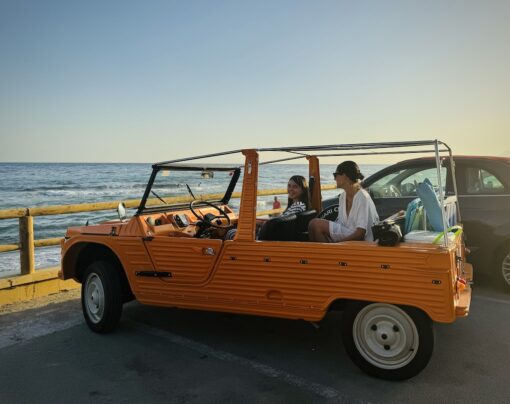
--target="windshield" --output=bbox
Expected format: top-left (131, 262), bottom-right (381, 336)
top-left (146, 167), bottom-right (243, 211)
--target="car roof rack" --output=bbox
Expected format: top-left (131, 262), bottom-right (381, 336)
top-left (154, 140), bottom-right (451, 166)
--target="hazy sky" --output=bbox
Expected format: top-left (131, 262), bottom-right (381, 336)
top-left (1, 0), bottom-right (509, 163)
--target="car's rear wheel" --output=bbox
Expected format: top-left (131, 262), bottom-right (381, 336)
top-left (82, 260), bottom-right (123, 333)
top-left (342, 302), bottom-right (434, 380)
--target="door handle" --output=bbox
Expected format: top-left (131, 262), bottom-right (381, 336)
top-left (203, 247), bottom-right (216, 256)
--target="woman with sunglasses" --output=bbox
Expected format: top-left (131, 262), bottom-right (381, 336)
top-left (308, 161), bottom-right (379, 242)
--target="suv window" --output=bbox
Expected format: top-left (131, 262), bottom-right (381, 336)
top-left (369, 167), bottom-right (447, 198)
top-left (465, 167), bottom-right (505, 194)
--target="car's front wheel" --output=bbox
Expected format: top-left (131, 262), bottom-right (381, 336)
top-left (342, 302), bottom-right (434, 380)
top-left (498, 246), bottom-right (510, 290)
top-left (81, 261), bottom-right (123, 333)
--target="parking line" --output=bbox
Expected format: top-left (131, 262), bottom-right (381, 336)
top-left (473, 295), bottom-right (510, 305)
top-left (131, 320), bottom-right (366, 403)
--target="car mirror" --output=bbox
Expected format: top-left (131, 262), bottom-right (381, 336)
top-left (117, 202), bottom-right (127, 222)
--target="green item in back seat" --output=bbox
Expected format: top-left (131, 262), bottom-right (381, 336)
top-left (404, 198), bottom-right (422, 234)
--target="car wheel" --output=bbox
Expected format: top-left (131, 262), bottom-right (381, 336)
top-left (341, 302), bottom-right (434, 380)
top-left (81, 260), bottom-right (123, 333)
top-left (498, 247), bottom-right (510, 290)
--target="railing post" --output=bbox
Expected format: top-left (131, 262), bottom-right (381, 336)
top-left (19, 215), bottom-right (35, 275)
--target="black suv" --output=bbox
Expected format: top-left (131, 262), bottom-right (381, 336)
top-left (323, 156), bottom-right (510, 288)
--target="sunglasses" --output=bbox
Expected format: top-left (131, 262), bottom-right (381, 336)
top-left (333, 172), bottom-right (343, 178)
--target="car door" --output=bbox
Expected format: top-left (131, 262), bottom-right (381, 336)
top-left (364, 162), bottom-right (450, 220)
top-left (455, 160), bottom-right (510, 265)
top-left (143, 236), bottom-right (223, 284)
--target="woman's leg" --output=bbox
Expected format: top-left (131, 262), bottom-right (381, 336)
top-left (308, 218), bottom-right (332, 242)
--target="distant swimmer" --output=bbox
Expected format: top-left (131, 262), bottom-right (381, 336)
top-left (270, 196), bottom-right (282, 218)
top-left (273, 196), bottom-right (281, 209)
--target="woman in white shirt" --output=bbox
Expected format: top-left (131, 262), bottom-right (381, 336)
top-left (308, 161), bottom-right (379, 242)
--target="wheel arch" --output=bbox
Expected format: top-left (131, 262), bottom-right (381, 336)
top-left (494, 237), bottom-right (510, 263)
top-left (327, 298), bottom-right (433, 322)
top-left (62, 242), bottom-right (134, 301)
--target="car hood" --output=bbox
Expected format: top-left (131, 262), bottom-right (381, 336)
top-left (65, 220), bottom-right (126, 237)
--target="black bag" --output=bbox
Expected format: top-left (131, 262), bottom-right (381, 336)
top-left (372, 220), bottom-right (403, 246)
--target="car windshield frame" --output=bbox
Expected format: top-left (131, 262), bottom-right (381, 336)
top-left (137, 164), bottom-right (242, 214)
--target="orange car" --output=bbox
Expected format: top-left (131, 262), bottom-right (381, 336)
top-left (60, 141), bottom-right (472, 380)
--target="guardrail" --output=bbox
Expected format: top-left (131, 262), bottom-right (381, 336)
top-left (0, 185), bottom-right (337, 278)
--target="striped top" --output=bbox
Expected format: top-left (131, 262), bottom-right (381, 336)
top-left (282, 201), bottom-right (307, 216)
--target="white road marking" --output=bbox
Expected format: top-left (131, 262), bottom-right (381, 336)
top-left (0, 306), bottom-right (82, 349)
top-left (473, 295), bottom-right (510, 305)
top-left (131, 321), bottom-right (366, 403)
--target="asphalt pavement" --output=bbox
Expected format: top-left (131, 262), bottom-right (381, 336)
top-left (0, 276), bottom-right (509, 404)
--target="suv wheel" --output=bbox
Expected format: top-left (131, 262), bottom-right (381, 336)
top-left (499, 247), bottom-right (510, 289)
top-left (82, 260), bottom-right (123, 333)
top-left (342, 302), bottom-right (434, 380)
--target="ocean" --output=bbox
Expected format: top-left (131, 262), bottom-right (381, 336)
top-left (0, 162), bottom-right (386, 277)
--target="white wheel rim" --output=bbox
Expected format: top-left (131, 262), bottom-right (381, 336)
top-left (84, 273), bottom-right (105, 324)
top-left (502, 252), bottom-right (510, 286)
top-left (353, 303), bottom-right (419, 370)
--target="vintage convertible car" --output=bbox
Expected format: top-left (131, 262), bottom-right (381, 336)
top-left (60, 140), bottom-right (472, 380)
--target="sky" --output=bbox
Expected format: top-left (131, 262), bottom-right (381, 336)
top-left (0, 0), bottom-right (509, 163)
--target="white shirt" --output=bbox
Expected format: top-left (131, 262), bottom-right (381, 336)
top-left (333, 189), bottom-right (379, 241)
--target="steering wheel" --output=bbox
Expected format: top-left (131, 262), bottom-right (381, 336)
top-left (386, 184), bottom-right (401, 197)
top-left (189, 200), bottom-right (231, 228)
top-left (401, 182), bottom-right (416, 196)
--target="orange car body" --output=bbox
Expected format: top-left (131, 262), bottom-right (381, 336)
top-left (61, 148), bottom-right (472, 324)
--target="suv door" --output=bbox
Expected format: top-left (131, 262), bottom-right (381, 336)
top-left (455, 160), bottom-right (510, 267)
top-left (364, 162), bottom-right (450, 220)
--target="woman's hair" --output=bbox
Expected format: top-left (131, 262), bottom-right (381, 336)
top-left (286, 175), bottom-right (310, 211)
top-left (334, 161), bottom-right (364, 183)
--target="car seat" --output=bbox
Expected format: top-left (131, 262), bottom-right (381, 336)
top-left (403, 178), bottom-right (459, 244)
top-left (258, 210), bottom-right (317, 241)
top-left (294, 210), bottom-right (318, 241)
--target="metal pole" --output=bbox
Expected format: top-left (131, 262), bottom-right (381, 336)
top-left (434, 140), bottom-right (449, 248)
top-left (448, 147), bottom-right (462, 223)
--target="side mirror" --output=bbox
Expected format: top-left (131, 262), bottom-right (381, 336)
top-left (117, 202), bottom-right (127, 222)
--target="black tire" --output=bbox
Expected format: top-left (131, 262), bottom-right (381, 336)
top-left (497, 247), bottom-right (510, 290)
top-left (81, 260), bottom-right (123, 333)
top-left (341, 301), bottom-right (434, 380)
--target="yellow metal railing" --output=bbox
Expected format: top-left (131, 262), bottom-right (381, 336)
top-left (0, 185), bottom-right (337, 277)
